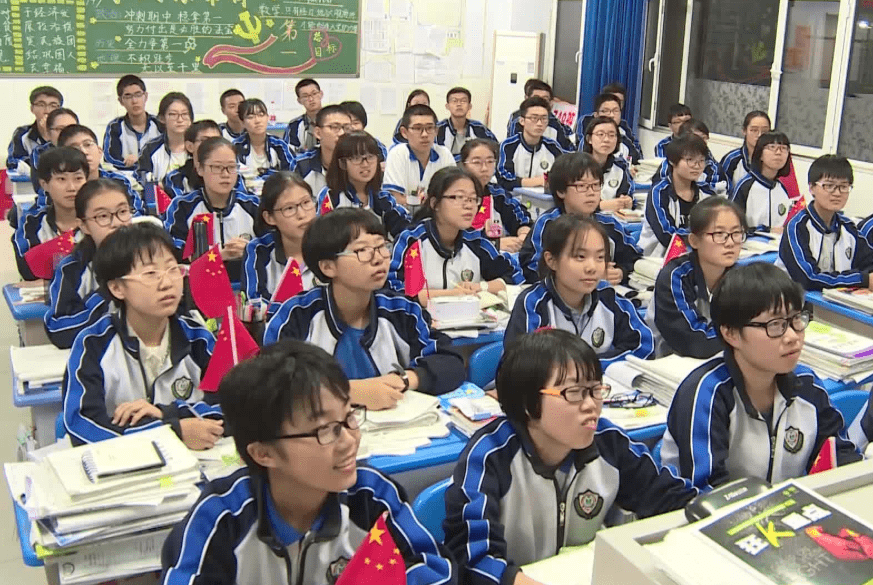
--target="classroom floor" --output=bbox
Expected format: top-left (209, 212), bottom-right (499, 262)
top-left (0, 219), bottom-right (52, 585)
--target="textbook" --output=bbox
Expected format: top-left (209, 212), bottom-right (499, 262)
top-left (604, 355), bottom-right (708, 406)
top-left (822, 287), bottom-right (873, 315)
top-left (10, 345), bottom-right (70, 394)
top-left (800, 321), bottom-right (873, 381)
top-left (356, 391), bottom-right (451, 459)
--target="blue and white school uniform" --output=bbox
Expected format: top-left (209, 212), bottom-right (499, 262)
top-left (861, 215), bottom-right (873, 249)
top-left (315, 185), bottom-right (411, 238)
top-left (36, 168), bottom-right (142, 215)
top-left (652, 154), bottom-right (720, 194)
top-left (731, 169), bottom-right (791, 232)
top-left (219, 122), bottom-right (244, 142)
top-left (506, 110), bottom-right (576, 152)
top-left (434, 119), bottom-right (497, 161)
top-left (597, 155), bottom-right (635, 203)
top-left (103, 114), bottom-right (163, 171)
top-left (294, 147), bottom-right (327, 196)
top-left (496, 134), bottom-right (567, 192)
top-left (638, 178), bottom-right (708, 257)
top-left (241, 231), bottom-right (316, 305)
top-left (283, 113), bottom-right (317, 154)
top-left (136, 135), bottom-right (188, 185)
top-left (162, 160), bottom-right (247, 200)
top-left (12, 206), bottom-right (83, 280)
top-left (6, 122), bottom-right (47, 170)
top-left (719, 145), bottom-right (751, 194)
top-left (29, 141), bottom-right (53, 191)
top-left (575, 112), bottom-right (641, 165)
top-left (654, 135), bottom-right (674, 158)
top-left (233, 133), bottom-right (295, 177)
top-left (163, 188), bottom-right (260, 252)
top-left (848, 394), bottom-right (872, 453)
top-left (382, 143), bottom-right (456, 202)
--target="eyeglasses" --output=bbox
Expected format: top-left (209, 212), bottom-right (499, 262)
top-left (206, 164), bottom-right (237, 176)
top-left (744, 311), bottom-right (811, 338)
top-left (298, 91), bottom-right (322, 101)
top-left (336, 243), bottom-right (392, 263)
top-left (597, 108), bottom-right (621, 116)
top-left (524, 115), bottom-right (549, 124)
top-left (245, 111), bottom-right (268, 120)
top-left (321, 123), bottom-right (353, 133)
top-left (121, 91), bottom-right (146, 102)
top-left (273, 406), bottom-right (366, 446)
top-left (443, 194), bottom-right (482, 206)
top-left (345, 153), bottom-right (378, 166)
top-left (465, 158), bottom-right (496, 168)
top-left (33, 101), bottom-right (60, 109)
top-left (273, 198), bottom-right (315, 217)
top-left (707, 231), bottom-right (747, 244)
top-left (567, 182), bottom-right (602, 194)
top-left (814, 182), bottom-right (853, 195)
top-left (73, 140), bottom-right (99, 151)
top-left (121, 264), bottom-right (189, 285)
top-left (764, 144), bottom-right (789, 154)
top-left (604, 391), bottom-right (655, 409)
top-left (406, 124), bottom-right (437, 135)
top-left (540, 384), bottom-right (612, 403)
top-left (682, 158), bottom-right (707, 168)
top-left (448, 97), bottom-right (470, 105)
top-left (85, 207), bottom-right (132, 227)
top-left (591, 131), bottom-right (617, 140)
top-left (49, 124), bottom-right (72, 133)
top-left (165, 111), bottom-right (191, 121)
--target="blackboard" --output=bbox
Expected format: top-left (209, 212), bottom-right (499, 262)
top-left (0, 0), bottom-right (360, 76)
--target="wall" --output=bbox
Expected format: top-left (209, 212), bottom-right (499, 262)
top-left (0, 0), bottom-right (553, 163)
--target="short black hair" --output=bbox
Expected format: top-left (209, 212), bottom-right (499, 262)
top-left (497, 329), bottom-right (602, 425)
top-left (295, 78), bottom-right (321, 96)
top-left (743, 110), bottom-right (771, 130)
top-left (752, 132), bottom-right (791, 178)
top-left (340, 100), bottom-right (368, 127)
top-left (327, 132), bottom-right (383, 198)
top-left (459, 138), bottom-right (498, 163)
top-left (446, 87), bottom-right (471, 102)
top-left (47, 108), bottom-right (79, 131)
top-left (678, 118), bottom-right (709, 138)
top-left (710, 263), bottom-right (804, 336)
top-left (58, 124), bottom-right (98, 146)
top-left (257, 171), bottom-right (313, 233)
top-left (524, 79), bottom-right (553, 98)
top-left (593, 93), bottom-right (621, 111)
top-left (219, 88), bottom-right (244, 108)
top-left (667, 103), bottom-right (692, 122)
top-left (196, 136), bottom-right (234, 166)
top-left (219, 339), bottom-right (350, 473)
top-left (93, 223), bottom-right (178, 301)
top-left (538, 214), bottom-right (610, 280)
top-left (237, 98), bottom-right (268, 120)
top-left (688, 197), bottom-right (747, 236)
top-left (664, 134), bottom-right (708, 165)
top-left (808, 154), bottom-right (853, 186)
top-left (601, 82), bottom-right (627, 97)
top-left (316, 104), bottom-right (350, 127)
top-left (116, 75), bottom-right (145, 98)
top-left (37, 146), bottom-right (88, 183)
top-left (581, 116), bottom-right (620, 155)
top-left (401, 104), bottom-right (438, 128)
top-left (30, 86), bottom-right (63, 105)
top-left (518, 96), bottom-right (551, 118)
top-left (158, 92), bottom-right (194, 119)
top-left (302, 208), bottom-right (386, 283)
top-left (184, 119), bottom-right (221, 143)
top-left (549, 153), bottom-right (603, 210)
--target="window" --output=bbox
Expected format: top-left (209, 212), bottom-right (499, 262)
top-left (838, 4), bottom-right (873, 162)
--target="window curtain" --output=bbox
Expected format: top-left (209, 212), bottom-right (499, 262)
top-left (577, 0), bottom-right (647, 138)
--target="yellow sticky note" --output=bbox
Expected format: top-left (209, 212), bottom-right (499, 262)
top-left (159, 476), bottom-right (173, 488)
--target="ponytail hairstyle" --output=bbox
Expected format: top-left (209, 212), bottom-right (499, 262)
top-left (412, 167), bottom-right (483, 223)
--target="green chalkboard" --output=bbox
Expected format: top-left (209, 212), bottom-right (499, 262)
top-left (0, 0), bottom-right (360, 76)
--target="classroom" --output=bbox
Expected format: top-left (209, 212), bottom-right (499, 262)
top-left (2, 0), bottom-right (873, 583)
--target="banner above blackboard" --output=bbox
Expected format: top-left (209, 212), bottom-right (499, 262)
top-left (0, 0), bottom-right (361, 76)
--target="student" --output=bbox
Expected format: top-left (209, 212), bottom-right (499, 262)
top-left (382, 104), bottom-right (455, 206)
top-left (848, 395), bottom-right (872, 454)
top-left (580, 116), bottom-right (634, 211)
top-left (160, 340), bottom-right (457, 585)
top-left (517, 153), bottom-right (642, 285)
top-left (163, 119), bottom-right (243, 199)
top-left (164, 137), bottom-right (261, 275)
top-left (778, 155), bottom-right (873, 291)
top-left (264, 208), bottom-right (465, 410)
top-left (638, 134), bottom-right (710, 256)
top-left (460, 138), bottom-right (532, 253)
top-left (234, 98), bottom-right (295, 177)
top-left (506, 79), bottom-right (575, 152)
top-left (29, 107), bottom-right (79, 192)
top-left (654, 103), bottom-right (692, 157)
top-left (731, 131), bottom-right (792, 233)
top-left (13, 147), bottom-right (87, 280)
top-left (589, 93), bottom-right (641, 166)
top-left (6, 86), bottom-right (62, 170)
top-left (63, 223), bottom-right (223, 447)
top-left (284, 78), bottom-right (323, 153)
top-left (443, 329), bottom-right (697, 584)
top-left (340, 100), bottom-right (389, 160)
top-left (103, 75), bottom-right (164, 171)
top-left (44, 179), bottom-right (133, 348)
top-left (295, 104), bottom-right (352, 196)
top-left (496, 97), bottom-right (568, 191)
top-left (720, 110), bottom-right (771, 193)
top-left (57, 125), bottom-right (142, 214)
top-left (392, 89), bottom-right (431, 145)
top-left (652, 119), bottom-right (720, 194)
top-left (647, 198), bottom-right (746, 358)
top-left (242, 172), bottom-right (317, 306)
top-left (388, 167), bottom-right (524, 302)
top-left (506, 215), bottom-right (654, 368)
top-left (136, 92), bottom-right (193, 185)
top-left (218, 88), bottom-right (246, 141)
top-left (316, 131), bottom-right (411, 238)
top-left (661, 263), bottom-right (861, 489)
top-left (435, 87), bottom-right (497, 161)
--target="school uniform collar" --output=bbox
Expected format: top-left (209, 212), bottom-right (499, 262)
top-left (323, 285), bottom-right (379, 347)
top-left (544, 276), bottom-right (598, 323)
top-left (741, 144), bottom-right (751, 166)
top-left (342, 184), bottom-right (372, 208)
top-left (196, 187), bottom-right (243, 216)
top-left (405, 144), bottom-right (440, 163)
top-left (110, 310), bottom-right (192, 366)
top-left (723, 350), bottom-right (803, 419)
top-left (26, 123), bottom-right (45, 144)
top-left (601, 154), bottom-right (618, 173)
top-left (122, 113), bottom-right (154, 134)
top-left (423, 218), bottom-right (466, 259)
top-left (445, 118), bottom-right (469, 138)
top-left (686, 251), bottom-right (714, 299)
top-left (665, 174), bottom-right (702, 204)
top-left (749, 168), bottom-right (778, 190)
top-left (519, 135), bottom-right (543, 153)
top-left (806, 203), bottom-right (845, 235)
top-left (513, 419), bottom-right (600, 479)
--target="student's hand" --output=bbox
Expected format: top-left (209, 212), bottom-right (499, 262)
top-left (770, 226), bottom-right (784, 235)
top-left (112, 400), bottom-right (163, 426)
top-left (616, 195), bottom-right (633, 210)
top-left (123, 154), bottom-right (139, 167)
top-left (221, 238), bottom-right (248, 260)
top-left (517, 226), bottom-right (531, 239)
top-left (598, 198), bottom-right (624, 212)
top-left (456, 281), bottom-right (482, 295)
top-left (349, 377), bottom-right (406, 411)
top-left (499, 236), bottom-right (523, 253)
top-left (606, 262), bottom-right (623, 285)
top-left (179, 418), bottom-right (225, 450)
top-left (629, 166), bottom-right (639, 178)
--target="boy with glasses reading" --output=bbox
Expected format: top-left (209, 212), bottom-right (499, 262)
top-left (435, 87), bottom-right (497, 161)
top-left (63, 223), bottom-right (223, 448)
top-left (443, 329), bottom-right (696, 585)
top-left (295, 104), bottom-right (352, 197)
top-left (497, 97), bottom-right (569, 191)
top-left (284, 78), bottom-right (323, 154)
top-left (660, 263), bottom-right (861, 490)
top-left (104, 75), bottom-right (164, 171)
top-left (777, 155), bottom-right (873, 291)
top-left (6, 85), bottom-right (62, 171)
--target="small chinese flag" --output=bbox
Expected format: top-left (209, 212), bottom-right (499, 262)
top-left (272, 258), bottom-right (305, 304)
top-left (24, 229), bottom-right (77, 280)
top-left (335, 513), bottom-right (405, 585)
top-left (809, 436), bottom-right (837, 475)
top-left (188, 245), bottom-right (237, 318)
top-left (182, 214), bottom-right (214, 260)
top-left (784, 197), bottom-right (807, 226)
top-left (199, 307), bottom-right (259, 392)
top-left (471, 195), bottom-right (493, 231)
top-left (319, 194), bottom-right (334, 215)
top-left (663, 233), bottom-right (688, 266)
top-left (156, 184), bottom-right (173, 215)
top-left (403, 240), bottom-right (428, 298)
top-left (779, 156), bottom-right (802, 201)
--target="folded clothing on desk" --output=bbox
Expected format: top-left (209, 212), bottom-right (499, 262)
top-left (10, 345), bottom-right (70, 394)
top-left (358, 391), bottom-right (450, 459)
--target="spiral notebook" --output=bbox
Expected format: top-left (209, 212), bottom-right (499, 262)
top-left (80, 440), bottom-right (166, 482)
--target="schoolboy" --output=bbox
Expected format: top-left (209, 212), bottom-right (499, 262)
top-left (29, 107), bottom-right (79, 191)
top-left (6, 86), bottom-right (62, 170)
top-left (62, 223), bottom-right (223, 447)
top-left (264, 209), bottom-right (465, 410)
top-left (435, 87), bottom-right (497, 161)
top-left (218, 88), bottom-right (246, 141)
top-left (506, 79), bottom-right (575, 151)
top-left (443, 329), bottom-right (697, 584)
top-left (284, 78), bottom-right (323, 153)
top-left (340, 100), bottom-right (389, 160)
top-left (103, 75), bottom-right (164, 171)
top-left (661, 263), bottom-right (861, 490)
top-left (517, 152), bottom-right (641, 284)
top-left (13, 147), bottom-right (87, 280)
top-left (295, 104), bottom-right (352, 196)
top-left (496, 97), bottom-right (568, 191)
top-left (160, 340), bottom-right (457, 584)
top-left (654, 103), bottom-right (692, 157)
top-left (382, 104), bottom-right (456, 206)
top-left (590, 93), bottom-right (641, 165)
top-left (577, 82), bottom-right (642, 161)
top-left (777, 155), bottom-right (873, 291)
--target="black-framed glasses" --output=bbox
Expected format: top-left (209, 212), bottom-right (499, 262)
top-left (85, 207), bottom-right (132, 227)
top-left (604, 391), bottom-right (655, 409)
top-left (406, 124), bottom-right (437, 135)
top-left (206, 164), bottom-right (237, 176)
top-left (707, 231), bottom-right (747, 244)
top-left (814, 182), bottom-right (853, 195)
top-left (273, 406), bottom-right (366, 446)
top-left (540, 383), bottom-right (611, 403)
top-left (345, 154), bottom-right (378, 166)
top-left (273, 198), bottom-right (315, 217)
top-left (744, 311), bottom-right (811, 338)
top-left (443, 194), bottom-right (483, 207)
top-left (336, 243), bottom-right (392, 263)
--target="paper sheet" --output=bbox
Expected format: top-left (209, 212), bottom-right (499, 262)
top-left (363, 18), bottom-right (391, 53)
top-left (393, 22), bottom-right (414, 53)
top-left (415, 0), bottom-right (462, 27)
top-left (380, 88), bottom-right (399, 116)
top-left (366, 0), bottom-right (385, 17)
top-left (395, 52), bottom-right (415, 83)
top-left (390, 0), bottom-right (410, 20)
top-left (463, 0), bottom-right (486, 77)
top-left (363, 59), bottom-right (393, 83)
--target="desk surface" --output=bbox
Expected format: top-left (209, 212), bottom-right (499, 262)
top-left (365, 427), bottom-right (470, 475)
top-left (3, 284), bottom-right (49, 321)
top-left (8, 171), bottom-right (29, 183)
top-left (806, 291), bottom-right (873, 328)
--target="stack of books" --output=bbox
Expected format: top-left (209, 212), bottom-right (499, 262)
top-left (357, 391), bottom-right (451, 458)
top-left (604, 355), bottom-right (708, 407)
top-left (801, 321), bottom-right (873, 382)
top-left (10, 345), bottom-right (70, 395)
top-left (629, 257), bottom-right (661, 291)
top-left (822, 287), bottom-right (873, 315)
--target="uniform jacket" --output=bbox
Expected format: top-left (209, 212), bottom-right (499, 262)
top-left (103, 114), bottom-right (163, 170)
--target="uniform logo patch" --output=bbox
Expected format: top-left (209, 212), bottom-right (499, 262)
top-left (778, 203), bottom-right (787, 216)
top-left (540, 159), bottom-right (551, 171)
top-left (784, 426), bottom-right (804, 454)
top-left (846, 247), bottom-right (853, 260)
top-left (574, 490), bottom-right (603, 519)
top-left (460, 268), bottom-right (474, 282)
top-left (591, 327), bottom-right (605, 348)
top-left (326, 556), bottom-right (350, 584)
top-left (608, 178), bottom-right (619, 188)
top-left (171, 377), bottom-right (194, 400)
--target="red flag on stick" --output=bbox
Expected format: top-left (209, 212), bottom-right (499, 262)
top-left (156, 184), bottom-right (173, 215)
top-left (663, 233), bottom-right (688, 266)
top-left (199, 307), bottom-right (259, 392)
top-left (809, 436), bottom-right (837, 475)
top-left (320, 194), bottom-right (334, 215)
top-left (24, 229), bottom-right (77, 279)
top-left (335, 513), bottom-right (405, 585)
top-left (784, 197), bottom-right (807, 227)
top-left (188, 245), bottom-right (236, 319)
top-left (471, 195), bottom-right (492, 231)
top-left (779, 156), bottom-right (802, 201)
top-left (182, 214), bottom-right (214, 260)
top-left (403, 240), bottom-right (428, 298)
top-left (271, 258), bottom-right (305, 304)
